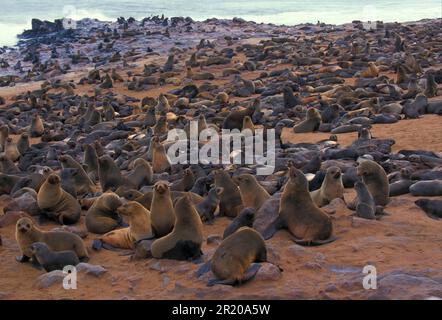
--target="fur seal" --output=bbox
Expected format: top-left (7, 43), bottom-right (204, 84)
top-left (98, 155), bottom-right (134, 192)
top-left (233, 174), bottom-right (270, 210)
top-left (59, 155), bottom-right (97, 194)
top-left (150, 181), bottom-right (176, 237)
top-left (151, 194), bottom-right (203, 260)
top-left (97, 201), bottom-right (154, 250)
top-left (200, 227), bottom-right (266, 286)
top-left (195, 186), bottom-right (223, 222)
top-left (263, 167), bottom-right (335, 245)
top-left (293, 108), bottom-right (321, 133)
top-left (16, 217), bottom-right (88, 262)
top-left (29, 242), bottom-right (80, 272)
top-left (86, 192), bottom-right (123, 234)
top-left (152, 138), bottom-right (171, 173)
top-left (357, 160), bottom-right (389, 206)
top-left (310, 166), bottom-right (344, 207)
top-left (415, 199), bottom-right (442, 220)
top-left (83, 144), bottom-right (99, 182)
top-left (37, 174), bottom-right (81, 225)
top-left (353, 181), bottom-right (378, 219)
top-left (126, 158), bottom-right (153, 189)
top-left (410, 180), bottom-right (442, 196)
top-left (29, 114), bottom-right (45, 137)
top-left (213, 169), bottom-right (243, 217)
top-left (223, 207), bottom-right (255, 239)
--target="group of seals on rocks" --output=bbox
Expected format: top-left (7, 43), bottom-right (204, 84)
top-left (0, 15), bottom-right (439, 287)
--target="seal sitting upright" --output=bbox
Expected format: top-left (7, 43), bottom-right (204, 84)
top-left (262, 167), bottom-right (335, 246)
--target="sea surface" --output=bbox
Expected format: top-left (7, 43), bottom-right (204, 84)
top-left (1, 0), bottom-right (441, 46)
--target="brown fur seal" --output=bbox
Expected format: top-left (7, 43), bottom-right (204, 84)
top-left (170, 168), bottom-right (195, 191)
top-left (197, 227), bottom-right (266, 286)
top-left (415, 199), bottom-right (442, 220)
top-left (353, 181), bottom-right (378, 220)
top-left (16, 217), bottom-right (88, 262)
top-left (151, 194), bottom-right (203, 260)
top-left (29, 242), bottom-right (80, 272)
top-left (126, 158), bottom-right (153, 189)
top-left (4, 137), bottom-right (20, 162)
top-left (223, 98), bottom-right (259, 130)
top-left (152, 138), bottom-right (171, 173)
top-left (83, 144), bottom-right (99, 182)
top-left (98, 155), bottom-right (134, 191)
top-left (29, 114), bottom-right (45, 137)
top-left (86, 192), bottom-right (123, 234)
top-left (196, 186), bottom-right (223, 222)
top-left (263, 167), bottom-right (335, 245)
top-left (310, 166), bottom-right (344, 207)
top-left (17, 133), bottom-right (30, 155)
top-left (213, 169), bottom-right (243, 217)
top-left (150, 181), bottom-right (176, 237)
top-left (357, 160), bottom-right (389, 206)
top-left (360, 62), bottom-right (379, 78)
top-left (59, 155), bottom-right (97, 194)
top-left (293, 108), bottom-right (322, 133)
top-left (97, 201), bottom-right (154, 250)
top-left (0, 125), bottom-right (8, 152)
top-left (37, 174), bottom-right (81, 225)
top-left (233, 174), bottom-right (270, 210)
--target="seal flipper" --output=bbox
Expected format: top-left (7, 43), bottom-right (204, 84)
top-left (207, 278), bottom-right (236, 287)
top-left (31, 256), bottom-right (43, 270)
top-left (16, 255), bottom-right (30, 263)
top-left (293, 235), bottom-right (338, 246)
top-left (261, 217), bottom-right (286, 240)
top-left (241, 263), bottom-right (261, 283)
top-left (92, 239), bottom-right (103, 251)
top-left (196, 260), bottom-right (212, 278)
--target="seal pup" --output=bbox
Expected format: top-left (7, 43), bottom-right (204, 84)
top-left (95, 201), bottom-right (154, 250)
top-left (196, 186), bottom-right (223, 222)
top-left (233, 174), bottom-right (270, 210)
top-left (29, 242), bottom-right (80, 272)
top-left (37, 174), bottom-right (81, 225)
top-left (86, 192), bottom-right (123, 234)
top-left (310, 166), bottom-right (344, 207)
top-left (197, 227), bottom-right (267, 286)
top-left (16, 217), bottom-right (88, 263)
top-left (262, 167), bottom-right (335, 245)
top-left (150, 181), bottom-right (176, 237)
top-left (151, 194), bottom-right (203, 260)
top-left (357, 160), bottom-right (389, 206)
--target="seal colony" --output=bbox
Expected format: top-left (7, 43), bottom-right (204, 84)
top-left (0, 14), bottom-right (441, 299)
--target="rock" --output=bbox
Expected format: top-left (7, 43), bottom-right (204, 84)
top-left (322, 198), bottom-right (347, 214)
top-left (287, 244), bottom-right (308, 256)
top-left (4, 193), bottom-right (40, 215)
top-left (21, 19), bottom-right (64, 38)
top-left (76, 263), bottom-right (107, 277)
top-left (206, 235), bottom-right (222, 245)
top-left (34, 270), bottom-right (65, 289)
top-left (324, 284), bottom-right (338, 292)
top-left (302, 262), bottom-right (323, 270)
top-left (253, 194), bottom-right (280, 234)
top-left (0, 211), bottom-right (31, 227)
top-left (255, 263), bottom-right (282, 281)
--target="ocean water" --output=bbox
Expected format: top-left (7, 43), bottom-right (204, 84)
top-left (0, 0), bottom-right (441, 46)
